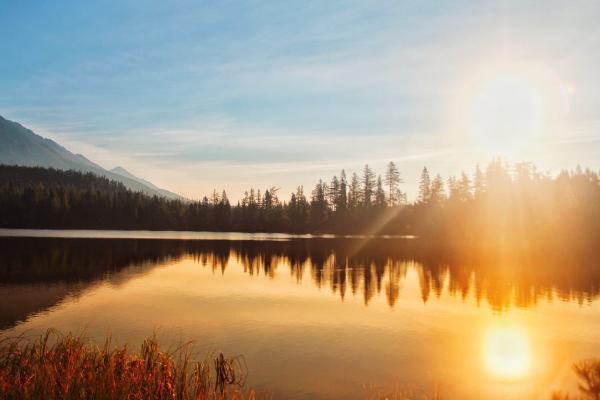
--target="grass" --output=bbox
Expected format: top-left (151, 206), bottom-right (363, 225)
top-left (0, 330), bottom-right (257, 400)
top-left (551, 358), bottom-right (600, 400)
top-left (0, 330), bottom-right (598, 400)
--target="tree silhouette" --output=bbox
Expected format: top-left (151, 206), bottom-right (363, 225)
top-left (328, 175), bottom-right (340, 211)
top-left (430, 174), bottom-right (446, 203)
top-left (375, 175), bottom-right (386, 206)
top-left (385, 161), bottom-right (402, 206)
top-left (361, 164), bottom-right (376, 206)
top-left (348, 172), bottom-right (360, 209)
top-left (473, 164), bottom-right (485, 198)
top-left (418, 167), bottom-right (431, 204)
top-left (0, 162), bottom-right (598, 249)
top-left (337, 170), bottom-right (348, 212)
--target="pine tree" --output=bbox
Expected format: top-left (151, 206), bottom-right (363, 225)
top-left (459, 172), bottom-right (471, 202)
top-left (361, 164), bottom-right (376, 206)
top-left (311, 179), bottom-right (327, 205)
top-left (418, 167), bottom-right (431, 203)
top-left (430, 174), bottom-right (446, 203)
top-left (296, 185), bottom-right (306, 204)
top-left (248, 189), bottom-right (256, 206)
top-left (310, 179), bottom-right (328, 227)
top-left (385, 161), bottom-right (402, 206)
top-left (263, 189), bottom-right (273, 208)
top-left (211, 189), bottom-right (220, 205)
top-left (348, 172), bottom-right (360, 208)
top-left (221, 190), bottom-right (229, 206)
top-left (447, 176), bottom-right (459, 200)
top-left (473, 165), bottom-right (485, 198)
top-left (337, 170), bottom-right (348, 211)
top-left (375, 175), bottom-right (386, 206)
top-left (328, 175), bottom-right (340, 210)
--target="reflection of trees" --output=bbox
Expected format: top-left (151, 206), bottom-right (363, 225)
top-left (207, 240), bottom-right (600, 311)
top-left (0, 237), bottom-right (190, 330)
top-left (0, 237), bottom-right (598, 328)
top-left (0, 238), bottom-right (183, 285)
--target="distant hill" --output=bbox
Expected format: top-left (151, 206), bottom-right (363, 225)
top-left (109, 166), bottom-right (182, 200)
top-left (0, 165), bottom-right (192, 230)
top-left (0, 115), bottom-right (183, 200)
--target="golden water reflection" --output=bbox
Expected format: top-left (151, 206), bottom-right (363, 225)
top-left (0, 237), bottom-right (599, 399)
top-left (483, 324), bottom-right (532, 381)
top-left (1, 237), bottom-right (598, 314)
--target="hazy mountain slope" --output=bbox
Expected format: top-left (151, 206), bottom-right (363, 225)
top-left (0, 115), bottom-right (183, 200)
top-left (0, 115), bottom-right (105, 172)
top-left (110, 166), bottom-right (183, 200)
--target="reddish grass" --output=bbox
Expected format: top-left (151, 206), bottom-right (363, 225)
top-left (0, 330), bottom-right (597, 400)
top-left (551, 358), bottom-right (600, 400)
top-left (0, 330), bottom-right (256, 400)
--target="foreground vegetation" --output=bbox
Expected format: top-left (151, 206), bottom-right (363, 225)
top-left (0, 331), bottom-right (253, 400)
top-left (551, 359), bottom-right (600, 400)
top-left (0, 160), bottom-right (598, 249)
top-left (0, 331), bottom-right (598, 399)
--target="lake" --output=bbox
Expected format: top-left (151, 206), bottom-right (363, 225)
top-left (0, 230), bottom-right (598, 399)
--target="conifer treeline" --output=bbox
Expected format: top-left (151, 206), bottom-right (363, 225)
top-left (0, 162), bottom-right (598, 247)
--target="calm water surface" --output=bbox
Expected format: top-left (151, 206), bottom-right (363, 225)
top-left (0, 230), bottom-right (599, 399)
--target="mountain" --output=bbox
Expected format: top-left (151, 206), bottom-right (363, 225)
top-left (110, 166), bottom-right (183, 200)
top-left (0, 115), bottom-right (184, 200)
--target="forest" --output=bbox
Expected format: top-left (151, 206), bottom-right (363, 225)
top-left (0, 162), bottom-right (598, 249)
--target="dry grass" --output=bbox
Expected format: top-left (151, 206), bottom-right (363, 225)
top-left (0, 330), bottom-right (257, 400)
top-left (0, 330), bottom-right (598, 400)
top-left (551, 358), bottom-right (600, 400)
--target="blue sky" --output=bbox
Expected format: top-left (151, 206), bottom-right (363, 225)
top-left (1, 1), bottom-right (599, 199)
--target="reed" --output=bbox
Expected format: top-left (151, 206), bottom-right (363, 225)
top-left (0, 330), bottom-right (255, 400)
top-left (551, 358), bottom-right (600, 400)
top-left (1, 330), bottom-right (598, 400)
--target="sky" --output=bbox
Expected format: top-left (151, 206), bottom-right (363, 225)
top-left (1, 0), bottom-right (599, 200)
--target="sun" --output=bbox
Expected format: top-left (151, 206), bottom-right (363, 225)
top-left (470, 72), bottom-right (544, 155)
top-left (483, 325), bottom-right (532, 380)
top-left (453, 60), bottom-right (569, 158)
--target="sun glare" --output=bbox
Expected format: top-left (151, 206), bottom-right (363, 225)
top-left (483, 325), bottom-right (532, 381)
top-left (471, 73), bottom-right (543, 155)
top-left (454, 61), bottom-right (570, 158)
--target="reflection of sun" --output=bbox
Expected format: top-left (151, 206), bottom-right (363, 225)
top-left (483, 325), bottom-right (532, 380)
